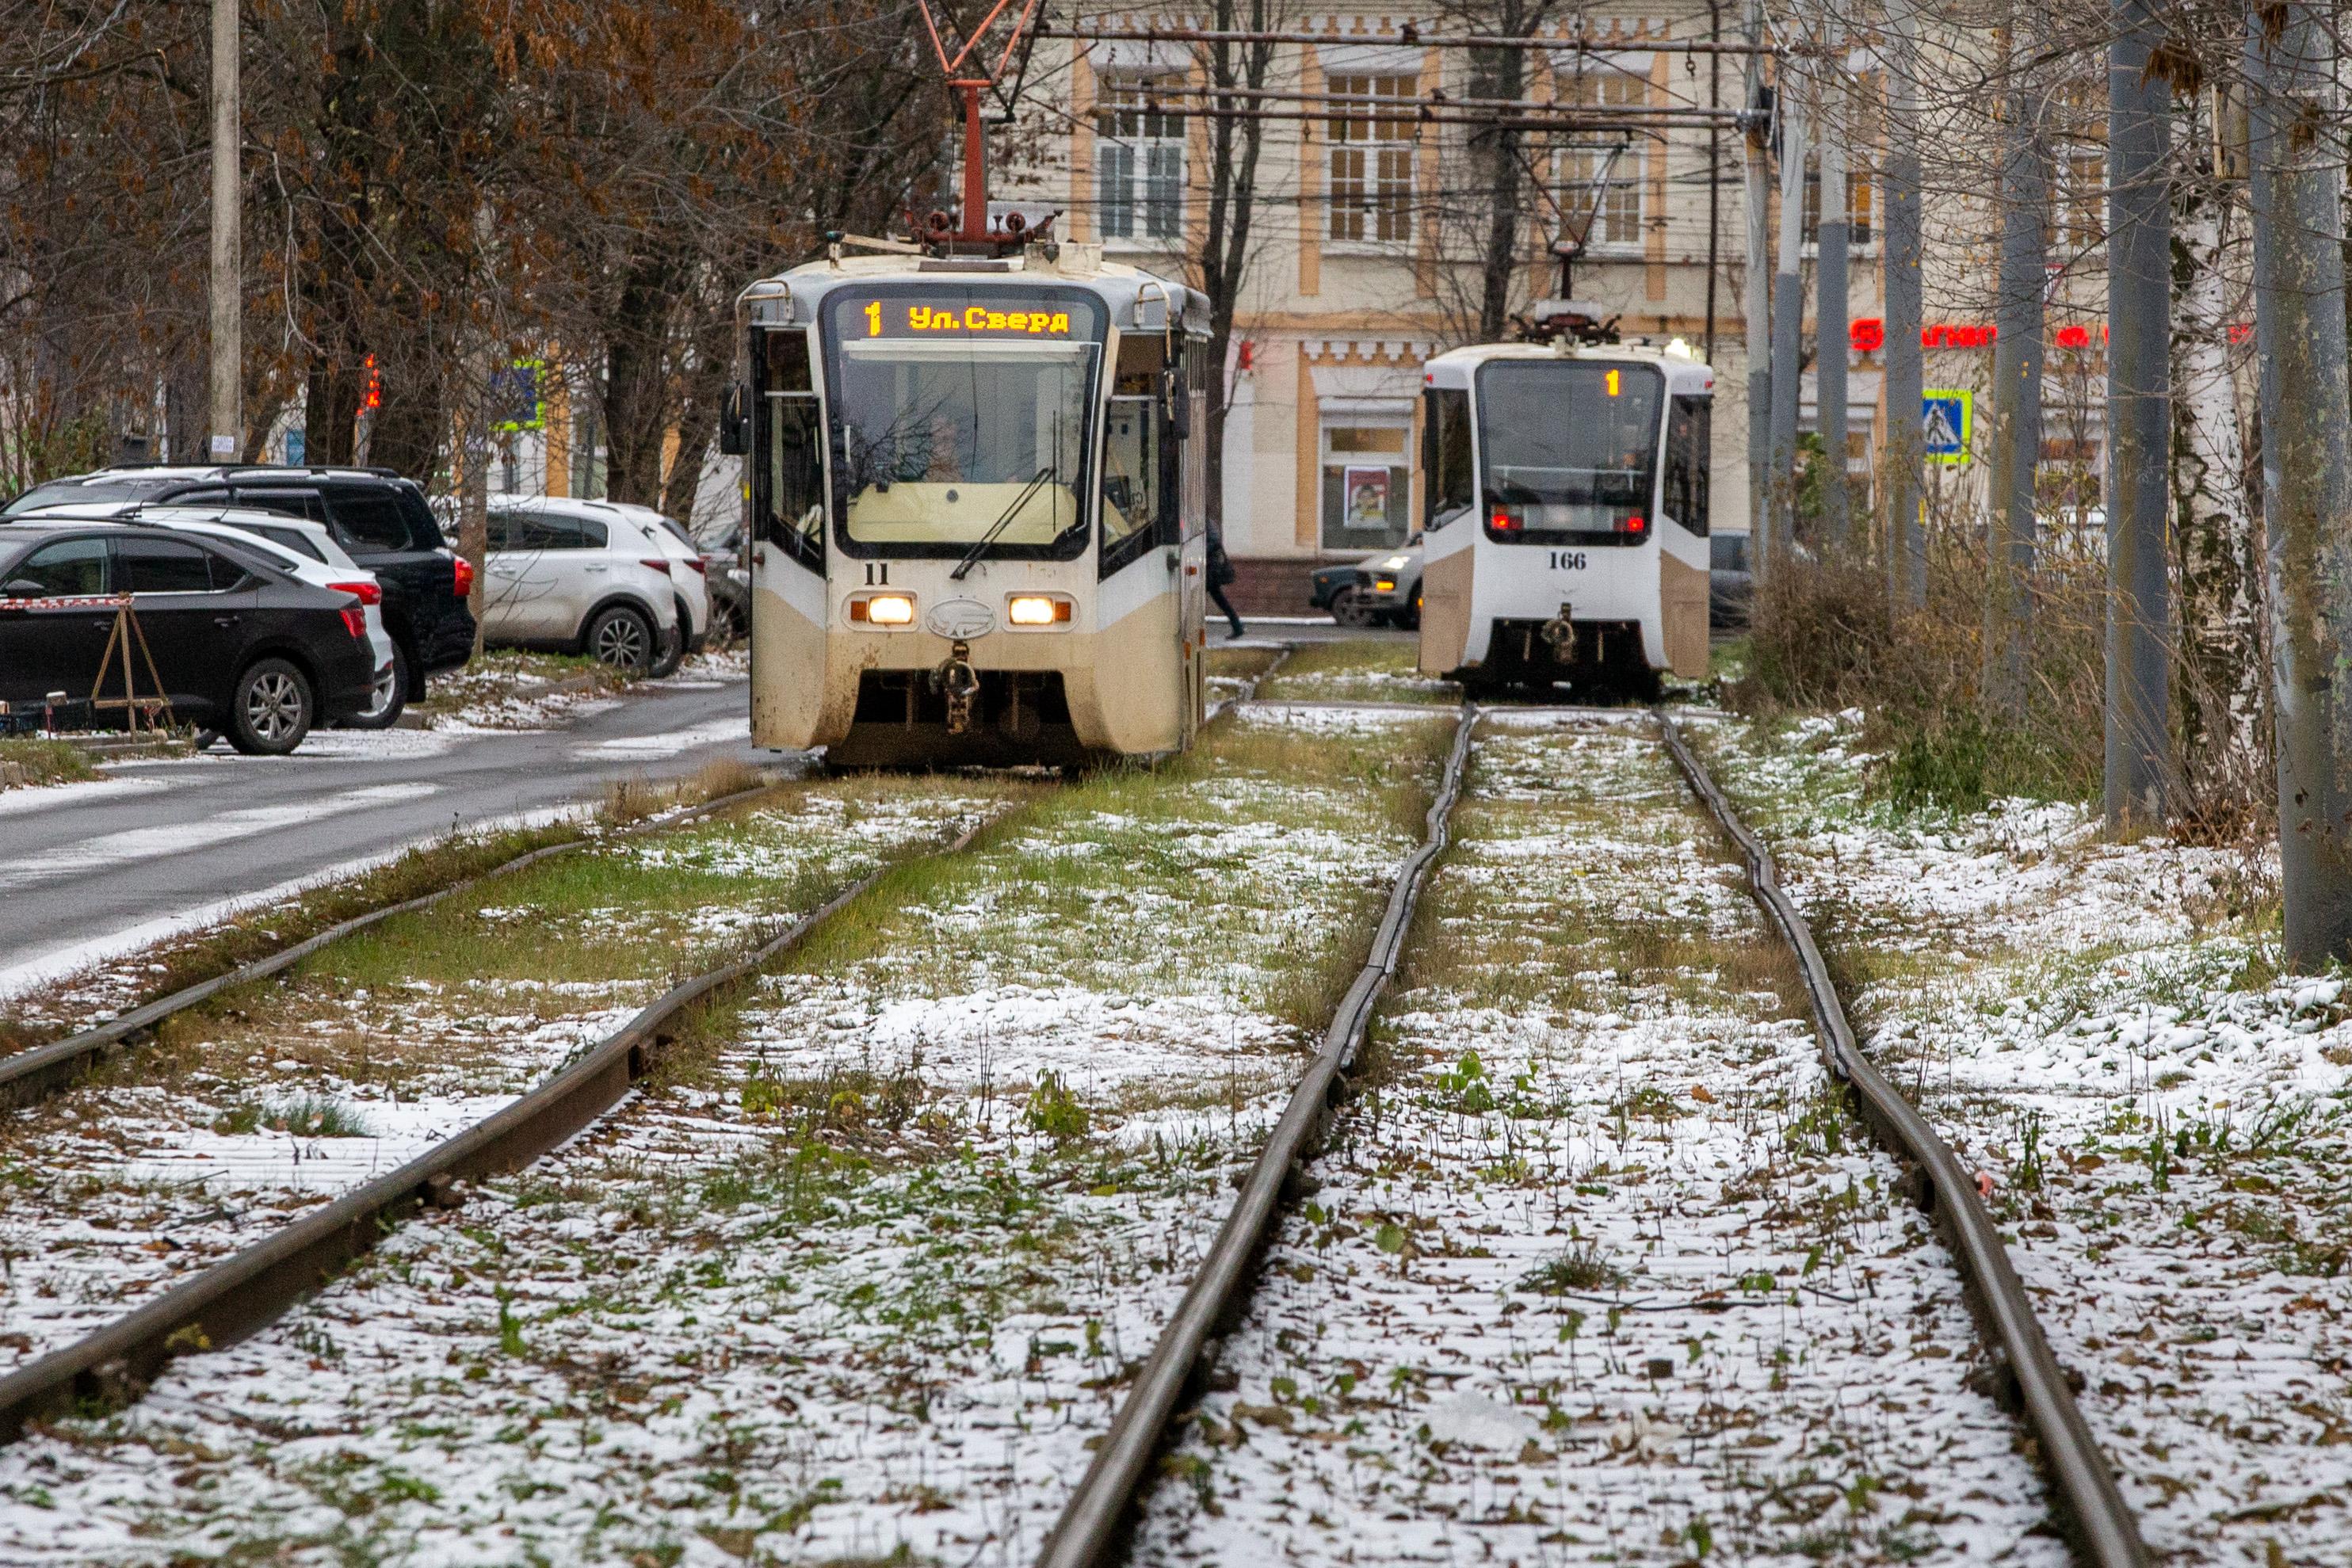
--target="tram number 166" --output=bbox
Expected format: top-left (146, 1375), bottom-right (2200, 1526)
top-left (1546, 551), bottom-right (1589, 570)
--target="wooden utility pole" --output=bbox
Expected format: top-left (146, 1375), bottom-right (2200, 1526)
top-left (2103, 0), bottom-right (2174, 828)
top-left (208, 0), bottom-right (241, 461)
top-left (2248, 0), bottom-right (2352, 965)
top-left (1881, 0), bottom-right (1926, 607)
top-left (1981, 23), bottom-right (2046, 722)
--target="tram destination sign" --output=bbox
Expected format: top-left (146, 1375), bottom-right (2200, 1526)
top-left (855, 299), bottom-right (1079, 339)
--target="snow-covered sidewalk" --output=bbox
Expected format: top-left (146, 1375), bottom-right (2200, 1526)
top-left (1692, 710), bottom-right (2352, 1564)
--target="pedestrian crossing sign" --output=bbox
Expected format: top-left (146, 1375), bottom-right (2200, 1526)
top-left (1922, 390), bottom-right (1972, 465)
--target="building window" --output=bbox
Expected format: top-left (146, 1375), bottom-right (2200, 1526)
top-left (1096, 74), bottom-right (1186, 241)
top-left (1802, 158), bottom-right (1875, 247)
top-left (1328, 73), bottom-right (1415, 242)
top-left (2056, 149), bottom-right (2106, 253)
top-left (1320, 419), bottom-right (1411, 550)
top-left (1554, 70), bottom-right (1647, 249)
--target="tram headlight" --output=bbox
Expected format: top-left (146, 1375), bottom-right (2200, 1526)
top-left (851, 593), bottom-right (916, 626)
top-left (1007, 594), bottom-right (1073, 626)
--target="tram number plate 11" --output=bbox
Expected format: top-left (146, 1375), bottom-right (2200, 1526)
top-left (1546, 551), bottom-right (1590, 570)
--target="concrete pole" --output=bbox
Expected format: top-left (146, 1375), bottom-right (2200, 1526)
top-left (1816, 66), bottom-right (1850, 547)
top-left (1882, 0), bottom-right (1926, 607)
top-left (1980, 36), bottom-right (2046, 722)
top-left (2104, 0), bottom-right (2174, 828)
top-left (1768, 71), bottom-right (1806, 574)
top-left (208, 0), bottom-right (241, 461)
top-left (1743, 0), bottom-right (1772, 559)
top-left (2248, 0), bottom-right (2352, 965)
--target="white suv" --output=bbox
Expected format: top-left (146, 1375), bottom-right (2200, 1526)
top-left (491, 498), bottom-right (708, 673)
top-left (476, 503), bottom-right (679, 676)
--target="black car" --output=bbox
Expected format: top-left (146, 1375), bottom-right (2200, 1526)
top-left (1709, 532), bottom-right (1754, 628)
top-left (0, 522), bottom-right (376, 753)
top-left (4, 466), bottom-right (474, 704)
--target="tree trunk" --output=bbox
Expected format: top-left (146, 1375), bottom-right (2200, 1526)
top-left (2248, 0), bottom-right (2352, 964)
top-left (1471, 40), bottom-right (1526, 342)
top-left (1193, 0), bottom-right (1275, 539)
top-left (604, 252), bottom-right (685, 507)
top-left (2103, 0), bottom-right (2175, 828)
top-left (1981, 41), bottom-right (2047, 722)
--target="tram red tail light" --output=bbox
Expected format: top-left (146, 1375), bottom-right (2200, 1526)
top-left (1490, 507), bottom-right (1522, 532)
top-left (1625, 514), bottom-right (1648, 537)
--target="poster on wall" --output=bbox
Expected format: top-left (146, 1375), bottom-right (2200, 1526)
top-left (1342, 466), bottom-right (1392, 529)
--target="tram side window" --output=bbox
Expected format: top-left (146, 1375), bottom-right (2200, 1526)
top-left (1665, 395), bottom-right (1712, 536)
top-left (1101, 396), bottom-right (1162, 570)
top-left (758, 329), bottom-right (823, 566)
top-left (1423, 388), bottom-right (1473, 529)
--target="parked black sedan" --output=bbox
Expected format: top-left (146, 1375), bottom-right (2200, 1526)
top-left (0, 522), bottom-right (376, 754)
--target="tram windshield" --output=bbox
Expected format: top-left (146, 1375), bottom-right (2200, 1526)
top-left (1476, 361), bottom-right (1663, 544)
top-left (823, 288), bottom-right (1106, 557)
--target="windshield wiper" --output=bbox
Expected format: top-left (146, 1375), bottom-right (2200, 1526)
top-left (950, 466), bottom-right (1054, 581)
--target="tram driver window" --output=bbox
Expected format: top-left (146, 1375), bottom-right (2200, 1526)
top-left (1665, 395), bottom-right (1712, 536)
top-left (1422, 387), bottom-right (1473, 529)
top-left (1102, 397), bottom-right (1161, 551)
top-left (758, 330), bottom-right (824, 564)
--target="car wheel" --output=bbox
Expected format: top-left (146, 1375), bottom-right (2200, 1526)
top-left (1331, 586), bottom-right (1379, 628)
top-left (1405, 582), bottom-right (1423, 631)
top-left (712, 601), bottom-right (746, 645)
top-left (649, 607), bottom-right (686, 678)
top-left (227, 658), bottom-right (315, 756)
top-left (586, 605), bottom-right (656, 676)
top-left (338, 644), bottom-right (409, 731)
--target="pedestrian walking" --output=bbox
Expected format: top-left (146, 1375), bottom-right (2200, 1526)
top-left (1206, 523), bottom-right (1245, 639)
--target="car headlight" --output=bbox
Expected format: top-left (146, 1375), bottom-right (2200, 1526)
top-left (851, 593), bottom-right (916, 625)
top-left (1379, 555), bottom-right (1411, 570)
top-left (1007, 594), bottom-right (1071, 626)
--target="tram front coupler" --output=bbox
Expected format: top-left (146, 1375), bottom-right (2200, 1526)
top-left (932, 639), bottom-right (982, 734)
top-left (1541, 604), bottom-right (1576, 655)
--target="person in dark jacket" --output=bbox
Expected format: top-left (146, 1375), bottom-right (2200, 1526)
top-left (1206, 523), bottom-right (1245, 639)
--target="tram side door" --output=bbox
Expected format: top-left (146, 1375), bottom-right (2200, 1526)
top-left (1416, 383), bottom-right (1479, 675)
top-left (1098, 331), bottom-right (1200, 753)
top-left (742, 325), bottom-right (833, 750)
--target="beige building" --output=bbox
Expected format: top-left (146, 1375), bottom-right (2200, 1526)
top-left (1001, 6), bottom-right (1846, 608)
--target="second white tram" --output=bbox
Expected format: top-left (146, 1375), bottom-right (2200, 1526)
top-left (1417, 339), bottom-right (1715, 696)
top-left (729, 246), bottom-right (1212, 767)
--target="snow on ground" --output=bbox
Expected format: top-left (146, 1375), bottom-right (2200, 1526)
top-left (1691, 712), bottom-right (2352, 1565)
top-left (0, 715), bottom-right (1453, 1566)
top-left (0, 787), bottom-right (987, 1379)
top-left (1135, 716), bottom-right (2057, 1566)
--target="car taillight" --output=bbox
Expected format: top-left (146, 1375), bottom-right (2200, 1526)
top-left (640, 558), bottom-right (672, 575)
top-left (338, 606), bottom-right (368, 639)
top-left (681, 556), bottom-right (708, 574)
top-left (328, 579), bottom-right (381, 605)
top-left (451, 555), bottom-right (475, 597)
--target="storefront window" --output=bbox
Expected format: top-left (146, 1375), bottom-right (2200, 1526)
top-left (1319, 422), bottom-right (1411, 550)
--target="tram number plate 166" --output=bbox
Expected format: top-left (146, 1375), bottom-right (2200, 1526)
top-left (1546, 551), bottom-right (1590, 570)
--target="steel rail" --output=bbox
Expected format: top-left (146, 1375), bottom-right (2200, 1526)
top-left (1037, 704), bottom-right (1478, 1568)
top-left (0, 781), bottom-right (788, 1112)
top-left (1658, 715), bottom-right (2148, 1568)
top-left (0, 811), bottom-right (994, 1446)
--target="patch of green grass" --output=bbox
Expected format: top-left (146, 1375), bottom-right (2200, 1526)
top-left (1254, 639), bottom-right (1459, 706)
top-left (0, 736), bottom-right (96, 789)
top-left (1518, 1238), bottom-right (1625, 1294)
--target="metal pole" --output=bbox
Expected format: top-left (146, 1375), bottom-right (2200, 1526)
top-left (1743, 0), bottom-right (1772, 555)
top-left (1882, 0), bottom-right (1926, 608)
top-left (1816, 62), bottom-right (1850, 547)
top-left (2104, 0), bottom-right (2174, 828)
top-left (1981, 28), bottom-right (2046, 721)
top-left (1705, 0), bottom-right (1724, 365)
top-left (2249, 0), bottom-right (2352, 964)
top-left (208, 0), bottom-right (241, 461)
top-left (1768, 63), bottom-right (1806, 574)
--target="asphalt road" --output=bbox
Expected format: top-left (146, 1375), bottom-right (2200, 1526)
top-left (0, 673), bottom-right (765, 994)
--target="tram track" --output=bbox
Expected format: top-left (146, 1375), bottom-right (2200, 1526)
top-left (1040, 704), bottom-right (2148, 1568)
top-left (0, 777), bottom-right (794, 1112)
top-left (0, 807), bottom-right (1001, 1444)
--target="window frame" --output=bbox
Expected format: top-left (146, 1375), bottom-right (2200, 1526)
top-left (1326, 73), bottom-right (1417, 246)
top-left (1094, 73), bottom-right (1188, 244)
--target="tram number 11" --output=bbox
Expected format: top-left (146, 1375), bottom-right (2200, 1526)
top-left (1546, 551), bottom-right (1589, 570)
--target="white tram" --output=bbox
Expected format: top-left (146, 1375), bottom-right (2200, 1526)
top-left (725, 245), bottom-right (1212, 767)
top-left (1416, 334), bottom-right (1716, 696)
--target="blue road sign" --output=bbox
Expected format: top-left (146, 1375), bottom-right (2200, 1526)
top-left (1922, 390), bottom-right (1972, 466)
